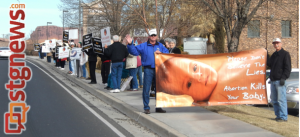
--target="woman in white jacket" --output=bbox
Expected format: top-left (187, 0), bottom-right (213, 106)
top-left (126, 52), bottom-right (138, 91)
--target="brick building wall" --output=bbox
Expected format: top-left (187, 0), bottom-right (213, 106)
top-left (238, 0), bottom-right (299, 68)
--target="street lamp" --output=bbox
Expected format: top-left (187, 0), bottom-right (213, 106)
top-left (63, 10), bottom-right (69, 31)
top-left (47, 22), bottom-right (52, 40)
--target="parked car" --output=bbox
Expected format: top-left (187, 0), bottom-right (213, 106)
top-left (266, 69), bottom-right (299, 111)
top-left (0, 47), bottom-right (12, 58)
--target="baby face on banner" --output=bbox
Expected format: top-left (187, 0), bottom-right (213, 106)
top-left (156, 57), bottom-right (218, 102)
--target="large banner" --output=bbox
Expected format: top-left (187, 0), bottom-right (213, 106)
top-left (63, 31), bottom-right (69, 43)
top-left (101, 27), bottom-right (111, 46)
top-left (155, 48), bottom-right (268, 107)
top-left (70, 48), bottom-right (82, 60)
top-left (82, 33), bottom-right (93, 50)
top-left (58, 47), bottom-right (69, 59)
top-left (92, 38), bottom-right (103, 55)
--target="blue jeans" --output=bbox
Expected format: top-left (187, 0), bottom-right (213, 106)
top-left (129, 68), bottom-right (138, 89)
top-left (143, 67), bottom-right (155, 110)
top-left (47, 56), bottom-right (51, 62)
top-left (71, 60), bottom-right (76, 74)
top-left (270, 80), bottom-right (288, 120)
top-left (69, 60), bottom-right (73, 72)
top-left (111, 62), bottom-right (123, 89)
top-left (82, 64), bottom-right (86, 78)
top-left (137, 66), bottom-right (143, 86)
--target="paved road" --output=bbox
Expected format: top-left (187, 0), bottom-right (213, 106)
top-left (0, 58), bottom-right (132, 137)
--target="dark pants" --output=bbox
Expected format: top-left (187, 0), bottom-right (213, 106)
top-left (89, 61), bottom-right (97, 83)
top-left (101, 61), bottom-right (111, 84)
top-left (47, 56), bottom-right (51, 62)
top-left (60, 60), bottom-right (65, 68)
top-left (143, 67), bottom-right (155, 110)
top-left (56, 58), bottom-right (61, 67)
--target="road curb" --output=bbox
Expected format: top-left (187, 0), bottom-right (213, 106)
top-left (27, 57), bottom-right (186, 137)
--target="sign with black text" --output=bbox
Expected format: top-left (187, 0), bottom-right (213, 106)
top-left (82, 33), bottom-right (93, 50)
top-left (92, 38), bottom-right (103, 54)
top-left (34, 43), bottom-right (40, 51)
top-left (63, 31), bottom-right (69, 43)
top-left (55, 46), bottom-right (60, 57)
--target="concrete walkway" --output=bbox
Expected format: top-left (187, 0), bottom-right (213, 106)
top-left (28, 56), bottom-right (282, 137)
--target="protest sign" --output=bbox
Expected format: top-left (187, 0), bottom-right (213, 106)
top-left (70, 48), bottom-right (82, 60)
top-left (41, 45), bottom-right (50, 53)
top-left (34, 44), bottom-right (40, 51)
top-left (68, 29), bottom-right (78, 39)
top-left (56, 40), bottom-right (63, 46)
top-left (80, 52), bottom-right (88, 65)
top-left (100, 27), bottom-right (111, 46)
top-left (55, 46), bottom-right (60, 57)
top-left (58, 46), bottom-right (69, 59)
top-left (155, 48), bottom-right (268, 107)
top-left (82, 33), bottom-right (93, 50)
top-left (92, 38), bottom-right (103, 54)
top-left (46, 39), bottom-right (56, 48)
top-left (63, 31), bottom-right (69, 43)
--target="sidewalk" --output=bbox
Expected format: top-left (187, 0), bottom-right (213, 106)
top-left (28, 56), bottom-right (282, 137)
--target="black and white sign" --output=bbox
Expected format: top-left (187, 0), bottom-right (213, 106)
top-left (55, 46), bottom-right (61, 57)
top-left (92, 38), bottom-right (103, 55)
top-left (34, 43), bottom-right (40, 51)
top-left (63, 31), bottom-right (69, 43)
top-left (82, 33), bottom-right (93, 50)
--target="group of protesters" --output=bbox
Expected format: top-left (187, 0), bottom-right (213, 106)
top-left (38, 31), bottom-right (183, 114)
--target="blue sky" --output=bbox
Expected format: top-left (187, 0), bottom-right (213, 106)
top-left (0, 0), bottom-right (63, 39)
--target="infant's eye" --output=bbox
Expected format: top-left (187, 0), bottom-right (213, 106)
top-left (187, 81), bottom-right (192, 89)
top-left (193, 64), bottom-right (197, 72)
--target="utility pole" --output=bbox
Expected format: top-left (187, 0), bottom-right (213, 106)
top-left (79, 0), bottom-right (82, 42)
top-left (47, 22), bottom-right (52, 40)
top-left (63, 10), bottom-right (68, 31)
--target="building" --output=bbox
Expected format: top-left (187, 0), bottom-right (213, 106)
top-left (238, 0), bottom-right (299, 68)
top-left (30, 26), bottom-right (83, 44)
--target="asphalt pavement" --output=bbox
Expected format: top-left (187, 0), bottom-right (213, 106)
top-left (24, 56), bottom-right (283, 137)
top-left (0, 58), bottom-right (133, 137)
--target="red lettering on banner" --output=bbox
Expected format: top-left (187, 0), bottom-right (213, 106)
top-left (9, 54), bottom-right (25, 66)
top-left (10, 21), bottom-right (25, 40)
top-left (9, 90), bottom-right (26, 101)
top-left (9, 67), bottom-right (31, 80)
top-left (9, 10), bottom-right (25, 20)
top-left (10, 41), bottom-right (26, 53)
top-left (6, 80), bottom-right (26, 90)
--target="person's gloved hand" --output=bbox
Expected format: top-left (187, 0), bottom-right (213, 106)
top-left (280, 79), bottom-right (285, 86)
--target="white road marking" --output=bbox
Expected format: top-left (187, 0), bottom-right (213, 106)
top-left (26, 60), bottom-right (126, 137)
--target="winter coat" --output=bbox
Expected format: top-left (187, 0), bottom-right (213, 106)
top-left (267, 48), bottom-right (291, 81)
top-left (127, 40), bottom-right (169, 68)
top-left (104, 42), bottom-right (129, 63)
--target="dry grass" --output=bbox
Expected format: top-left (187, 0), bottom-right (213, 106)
top-left (202, 105), bottom-right (299, 137)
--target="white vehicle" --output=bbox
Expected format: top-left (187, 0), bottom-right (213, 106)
top-left (266, 69), bottom-right (299, 110)
top-left (0, 47), bottom-right (12, 58)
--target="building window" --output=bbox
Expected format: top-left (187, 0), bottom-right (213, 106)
top-left (247, 20), bottom-right (260, 37)
top-left (281, 20), bottom-right (291, 37)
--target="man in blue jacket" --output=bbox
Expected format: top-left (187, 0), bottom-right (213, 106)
top-left (125, 31), bottom-right (169, 114)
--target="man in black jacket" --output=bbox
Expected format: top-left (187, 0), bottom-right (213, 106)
top-left (104, 35), bottom-right (129, 93)
top-left (267, 38), bottom-right (291, 122)
top-left (84, 48), bottom-right (98, 84)
top-left (99, 54), bottom-right (110, 85)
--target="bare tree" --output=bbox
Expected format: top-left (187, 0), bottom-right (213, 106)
top-left (198, 0), bottom-right (268, 52)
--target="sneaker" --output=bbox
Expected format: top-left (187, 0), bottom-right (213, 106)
top-left (127, 89), bottom-right (138, 91)
top-left (61, 68), bottom-right (65, 70)
top-left (80, 77), bottom-right (85, 79)
top-left (110, 89), bottom-right (118, 93)
top-left (276, 119), bottom-right (287, 122)
top-left (114, 89), bottom-right (120, 93)
top-left (144, 109), bottom-right (150, 114)
top-left (272, 118), bottom-right (281, 121)
top-left (155, 108), bottom-right (166, 113)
